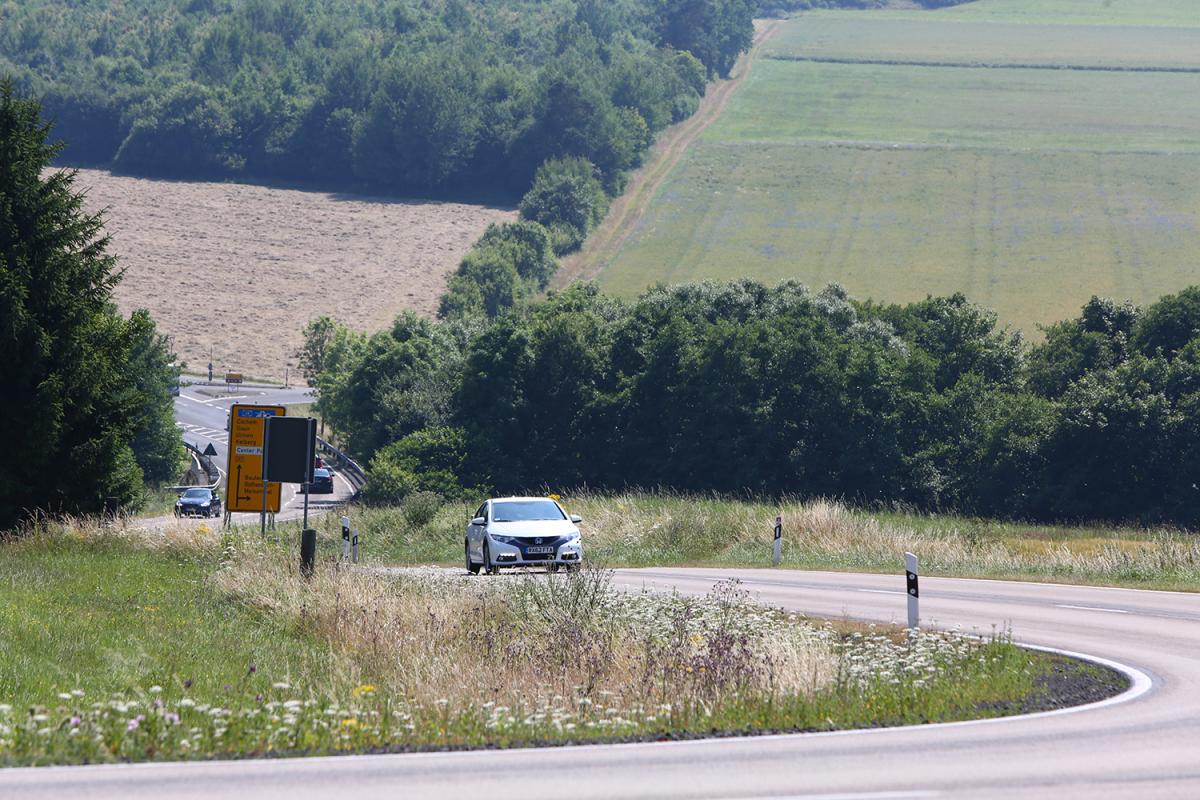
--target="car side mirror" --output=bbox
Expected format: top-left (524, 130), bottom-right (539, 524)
top-left (471, 517), bottom-right (486, 526)
top-left (569, 514), bottom-right (582, 524)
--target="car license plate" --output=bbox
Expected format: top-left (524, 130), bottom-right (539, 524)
top-left (525, 546), bottom-right (553, 554)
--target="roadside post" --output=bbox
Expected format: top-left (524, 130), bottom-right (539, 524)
top-left (300, 529), bottom-right (316, 579)
top-left (772, 515), bottom-right (782, 566)
top-left (341, 516), bottom-right (351, 561)
top-left (352, 528), bottom-right (359, 563)
top-left (264, 416), bottom-right (318, 577)
top-left (905, 551), bottom-right (920, 629)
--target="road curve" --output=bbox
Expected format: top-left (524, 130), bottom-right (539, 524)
top-left (4, 568), bottom-right (1199, 799)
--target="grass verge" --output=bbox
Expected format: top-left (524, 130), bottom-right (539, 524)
top-left (330, 493), bottom-right (1200, 591)
top-left (0, 517), bottom-right (1118, 766)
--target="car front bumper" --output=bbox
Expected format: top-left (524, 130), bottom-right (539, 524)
top-left (488, 538), bottom-right (583, 566)
top-left (175, 505), bottom-right (215, 517)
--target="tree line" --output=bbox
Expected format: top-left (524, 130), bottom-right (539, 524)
top-left (1, 0), bottom-right (750, 198)
top-left (303, 281), bottom-right (1200, 529)
top-left (1, 83), bottom-right (183, 530)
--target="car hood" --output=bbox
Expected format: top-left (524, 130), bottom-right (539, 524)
top-left (178, 497), bottom-right (213, 505)
top-left (488, 519), bottom-right (578, 537)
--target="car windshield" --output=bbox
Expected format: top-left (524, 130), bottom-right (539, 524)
top-left (314, 469), bottom-right (330, 478)
top-left (183, 489), bottom-right (209, 499)
top-left (491, 500), bottom-right (565, 522)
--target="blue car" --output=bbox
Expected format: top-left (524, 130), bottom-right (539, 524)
top-left (175, 487), bottom-right (222, 518)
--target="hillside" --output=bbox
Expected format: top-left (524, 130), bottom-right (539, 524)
top-left (584, 0), bottom-right (1200, 335)
top-left (73, 168), bottom-right (512, 380)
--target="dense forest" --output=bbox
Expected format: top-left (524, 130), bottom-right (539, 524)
top-left (1, 83), bottom-right (182, 529)
top-left (302, 282), bottom-right (1200, 529)
top-left (0, 0), bottom-right (751, 198)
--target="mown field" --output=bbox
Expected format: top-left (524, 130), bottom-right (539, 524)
top-left (872, 0), bottom-right (1200, 27)
top-left (72, 169), bottom-right (513, 382)
top-left (592, 0), bottom-right (1200, 335)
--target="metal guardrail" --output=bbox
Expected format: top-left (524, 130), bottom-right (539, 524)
top-left (175, 441), bottom-right (221, 490)
top-left (316, 436), bottom-right (366, 497)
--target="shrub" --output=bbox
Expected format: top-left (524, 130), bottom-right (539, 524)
top-left (518, 157), bottom-right (608, 255)
top-left (401, 490), bottom-right (443, 529)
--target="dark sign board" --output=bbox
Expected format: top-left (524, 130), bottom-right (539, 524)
top-left (264, 417), bottom-right (316, 485)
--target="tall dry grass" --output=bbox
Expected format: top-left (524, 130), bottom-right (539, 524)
top-left (555, 493), bottom-right (1200, 586)
top-left (213, 534), bottom-right (839, 715)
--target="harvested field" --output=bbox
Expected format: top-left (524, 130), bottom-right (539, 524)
top-left (71, 169), bottom-right (514, 381)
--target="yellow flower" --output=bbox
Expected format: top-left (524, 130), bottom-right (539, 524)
top-left (547, 493), bottom-right (562, 501)
top-left (341, 718), bottom-right (358, 729)
top-left (351, 684), bottom-right (376, 697)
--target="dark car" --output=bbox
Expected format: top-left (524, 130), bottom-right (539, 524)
top-left (303, 468), bottom-right (334, 494)
top-left (175, 487), bottom-right (222, 518)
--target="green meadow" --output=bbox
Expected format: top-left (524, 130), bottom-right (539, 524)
top-left (594, 1), bottom-right (1200, 334)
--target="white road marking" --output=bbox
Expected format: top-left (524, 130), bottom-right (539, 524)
top-left (859, 589), bottom-right (903, 595)
top-left (180, 393), bottom-right (248, 405)
top-left (715, 793), bottom-right (937, 800)
top-left (1055, 604), bottom-right (1129, 614)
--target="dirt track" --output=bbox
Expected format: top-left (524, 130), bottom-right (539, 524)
top-left (555, 20), bottom-right (783, 287)
top-left (72, 169), bottom-right (513, 380)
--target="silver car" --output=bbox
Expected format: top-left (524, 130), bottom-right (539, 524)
top-left (465, 497), bottom-right (583, 574)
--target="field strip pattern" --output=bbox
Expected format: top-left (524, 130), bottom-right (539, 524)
top-left (593, 4), bottom-right (1200, 335)
top-left (765, 55), bottom-right (1200, 74)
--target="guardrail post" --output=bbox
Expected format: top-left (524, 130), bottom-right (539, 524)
top-left (905, 551), bottom-right (919, 629)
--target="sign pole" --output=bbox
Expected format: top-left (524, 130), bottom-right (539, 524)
top-left (301, 420), bottom-right (313, 531)
top-left (261, 413), bottom-right (268, 538)
top-left (772, 515), bottom-right (782, 566)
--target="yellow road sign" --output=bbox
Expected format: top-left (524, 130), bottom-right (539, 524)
top-left (226, 404), bottom-right (285, 513)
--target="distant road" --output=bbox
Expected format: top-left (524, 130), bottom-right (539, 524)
top-left (165, 381), bottom-right (354, 524)
top-left (6, 569), bottom-right (1199, 799)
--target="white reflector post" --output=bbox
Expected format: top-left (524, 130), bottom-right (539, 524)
top-left (341, 516), bottom-right (351, 561)
top-left (905, 551), bottom-right (919, 629)
top-left (773, 515), bottom-right (782, 567)
top-left (351, 528), bottom-right (359, 564)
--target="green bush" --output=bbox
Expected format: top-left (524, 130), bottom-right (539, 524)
top-left (401, 491), bottom-right (444, 529)
top-left (518, 157), bottom-right (608, 255)
top-left (363, 426), bottom-right (472, 504)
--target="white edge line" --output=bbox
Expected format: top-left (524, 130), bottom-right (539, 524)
top-left (752, 794), bottom-right (937, 800)
top-left (4, 638), bottom-right (1154, 780)
top-left (1055, 604), bottom-right (1129, 614)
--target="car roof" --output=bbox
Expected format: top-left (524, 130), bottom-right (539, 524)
top-left (314, 468), bottom-right (331, 476)
top-left (489, 496), bottom-right (560, 503)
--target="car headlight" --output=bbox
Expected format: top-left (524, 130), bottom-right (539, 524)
top-left (201, 502), bottom-right (210, 507)
top-left (490, 534), bottom-right (517, 545)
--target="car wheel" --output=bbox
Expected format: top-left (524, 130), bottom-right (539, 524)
top-left (483, 542), bottom-right (499, 576)
top-left (465, 540), bottom-right (481, 575)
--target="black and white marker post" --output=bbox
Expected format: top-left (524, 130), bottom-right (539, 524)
top-left (772, 515), bottom-right (783, 566)
top-left (905, 551), bottom-right (920, 629)
top-left (341, 516), bottom-right (351, 562)
top-left (352, 528), bottom-right (359, 563)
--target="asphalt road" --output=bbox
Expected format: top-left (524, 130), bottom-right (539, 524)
top-left (167, 381), bottom-right (354, 524)
top-left (5, 568), bottom-right (1198, 799)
